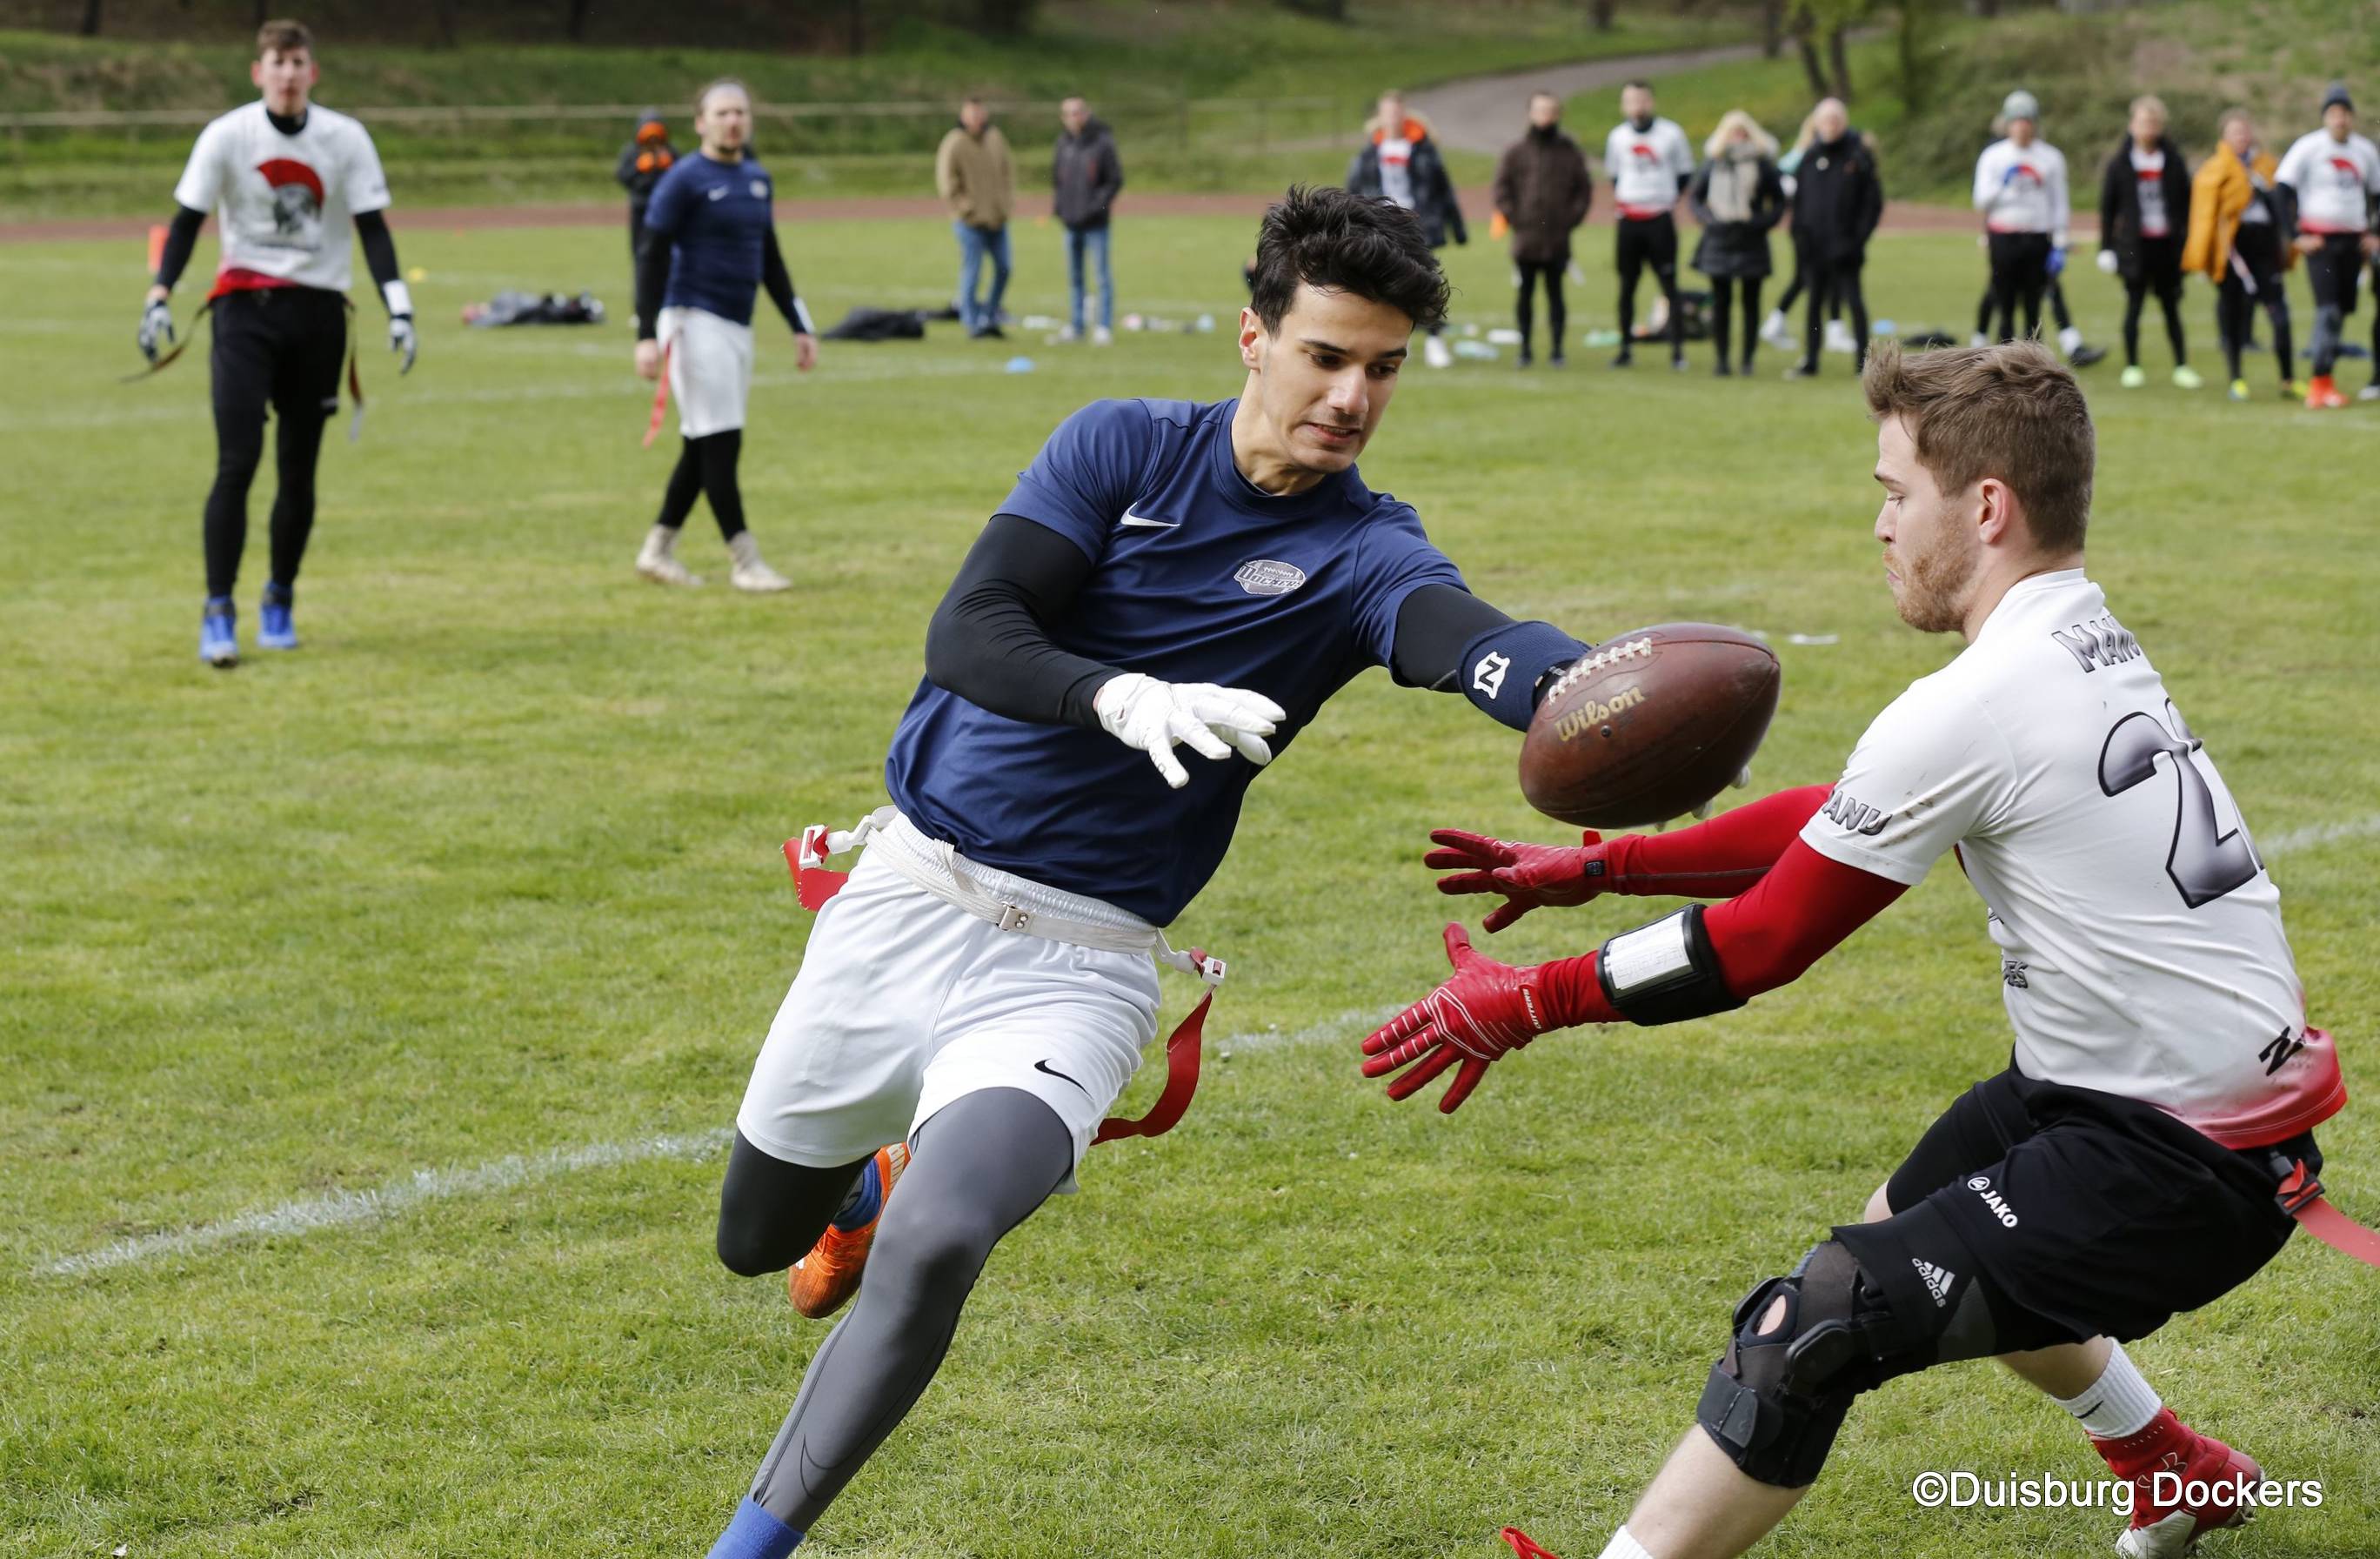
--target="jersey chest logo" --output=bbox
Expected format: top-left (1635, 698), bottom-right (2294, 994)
top-left (1233, 559), bottom-right (1307, 597)
top-left (256, 157), bottom-right (324, 243)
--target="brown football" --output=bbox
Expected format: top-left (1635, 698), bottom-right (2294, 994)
top-left (1519, 623), bottom-right (1781, 828)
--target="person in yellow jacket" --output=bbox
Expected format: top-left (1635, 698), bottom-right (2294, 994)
top-left (2185, 109), bottom-right (2300, 401)
top-left (936, 97), bottom-right (1016, 338)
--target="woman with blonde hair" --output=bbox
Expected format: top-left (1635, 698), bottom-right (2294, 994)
top-left (2096, 94), bottom-right (2199, 388)
top-left (2186, 108), bottom-right (2299, 400)
top-left (1688, 109), bottom-right (1788, 374)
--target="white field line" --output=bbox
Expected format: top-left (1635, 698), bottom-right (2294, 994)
top-left (34, 1008), bottom-right (1390, 1279)
top-left (2263, 813), bottom-right (2380, 858)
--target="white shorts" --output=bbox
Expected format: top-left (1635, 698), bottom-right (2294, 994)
top-left (736, 813), bottom-right (1162, 1192)
top-left (659, 304), bottom-right (752, 438)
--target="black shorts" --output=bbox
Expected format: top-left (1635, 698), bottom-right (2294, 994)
top-left (1615, 213), bottom-right (1679, 283)
top-left (1987, 231), bottom-right (2053, 289)
top-left (2306, 233), bottom-right (2365, 315)
top-left (2129, 232), bottom-right (2183, 294)
top-left (209, 285), bottom-right (348, 439)
top-left (1838, 1064), bottom-right (2315, 1350)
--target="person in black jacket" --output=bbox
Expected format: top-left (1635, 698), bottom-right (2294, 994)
top-left (1349, 90), bottom-right (1467, 366)
top-left (1053, 96), bottom-right (1124, 344)
top-left (2096, 95), bottom-right (2201, 389)
top-left (616, 108), bottom-right (676, 267)
top-left (1784, 98), bottom-right (1882, 378)
top-left (1689, 110), bottom-right (1788, 375)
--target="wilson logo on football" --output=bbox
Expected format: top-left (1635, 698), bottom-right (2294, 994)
top-left (1233, 559), bottom-right (1307, 597)
top-left (1553, 684), bottom-right (1645, 741)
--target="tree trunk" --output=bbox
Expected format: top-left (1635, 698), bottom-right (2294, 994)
top-left (848, 0), bottom-right (866, 53)
top-left (1590, 0), bottom-right (1618, 29)
top-left (79, 0), bottom-right (101, 35)
top-left (566, 0), bottom-right (592, 42)
top-left (1827, 24), bottom-right (1852, 101)
top-left (1762, 0), bottom-right (1784, 57)
top-left (431, 0), bottom-right (457, 47)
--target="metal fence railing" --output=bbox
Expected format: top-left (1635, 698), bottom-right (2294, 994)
top-left (0, 96), bottom-right (1358, 158)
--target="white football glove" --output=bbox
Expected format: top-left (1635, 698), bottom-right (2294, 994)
top-left (2096, 249), bottom-right (2120, 276)
top-left (137, 297), bottom-right (175, 363)
top-left (390, 313), bottom-right (418, 375)
top-left (1094, 672), bottom-right (1285, 790)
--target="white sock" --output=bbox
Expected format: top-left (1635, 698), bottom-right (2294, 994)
top-left (1596, 1528), bottom-right (1656, 1559)
top-left (728, 532), bottom-right (764, 567)
top-left (2052, 1342), bottom-right (2162, 1439)
top-left (642, 523), bottom-right (679, 558)
top-left (2059, 324), bottom-right (2084, 356)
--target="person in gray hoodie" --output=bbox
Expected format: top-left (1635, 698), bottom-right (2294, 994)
top-left (1052, 96), bottom-right (1124, 344)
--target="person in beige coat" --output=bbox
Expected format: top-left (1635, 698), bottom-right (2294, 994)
top-left (936, 98), bottom-right (1016, 338)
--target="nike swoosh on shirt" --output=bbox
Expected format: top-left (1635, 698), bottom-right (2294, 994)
top-left (1119, 510), bottom-right (1180, 529)
top-left (1033, 1059), bottom-right (1092, 1097)
top-left (706, 187), bottom-right (728, 201)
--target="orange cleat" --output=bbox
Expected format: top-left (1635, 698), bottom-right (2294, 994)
top-left (2306, 374), bottom-right (2349, 410)
top-left (787, 1141), bottom-right (907, 1320)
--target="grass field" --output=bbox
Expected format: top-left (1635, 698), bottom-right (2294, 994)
top-left (4, 211), bottom-right (2378, 1558)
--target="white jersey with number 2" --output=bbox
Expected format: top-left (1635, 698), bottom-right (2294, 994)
top-left (1799, 569), bottom-right (2339, 1148)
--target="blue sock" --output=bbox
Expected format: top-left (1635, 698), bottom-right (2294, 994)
top-left (829, 1155), bottom-right (882, 1233)
top-left (705, 1497), bottom-right (801, 1559)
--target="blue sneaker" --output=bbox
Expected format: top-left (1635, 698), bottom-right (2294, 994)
top-left (200, 597), bottom-right (238, 668)
top-left (257, 581), bottom-right (298, 651)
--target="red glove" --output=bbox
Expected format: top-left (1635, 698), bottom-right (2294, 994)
top-left (1425, 828), bottom-right (1614, 932)
top-left (1361, 925), bottom-right (1581, 1113)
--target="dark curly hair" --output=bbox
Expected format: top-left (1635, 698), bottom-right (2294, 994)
top-left (1247, 184), bottom-right (1450, 335)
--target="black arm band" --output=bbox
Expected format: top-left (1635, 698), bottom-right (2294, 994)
top-left (1596, 905), bottom-right (1746, 1026)
top-left (154, 204), bottom-right (205, 290)
top-left (761, 229), bottom-right (815, 335)
top-left (1389, 584), bottom-right (1589, 729)
top-left (923, 513), bottom-right (1117, 728)
top-left (634, 237), bottom-right (672, 340)
top-left (353, 209), bottom-right (403, 299)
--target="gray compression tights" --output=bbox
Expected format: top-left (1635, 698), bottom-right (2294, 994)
top-left (739, 1087), bottom-right (1074, 1531)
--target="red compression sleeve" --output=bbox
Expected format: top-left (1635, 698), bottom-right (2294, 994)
top-left (1601, 784), bottom-right (1834, 898)
top-left (1534, 839), bottom-right (1905, 1027)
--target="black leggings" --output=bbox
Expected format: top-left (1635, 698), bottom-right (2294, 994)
top-left (204, 288), bottom-right (346, 599)
top-left (1986, 232), bottom-right (2051, 343)
top-left (2217, 244), bottom-right (2295, 385)
top-left (2122, 239), bottom-right (2187, 368)
top-left (1615, 215), bottom-right (1682, 359)
top-left (1514, 259), bottom-right (1567, 357)
top-left (1706, 275), bottom-right (1765, 370)
top-left (656, 428), bottom-right (749, 541)
top-left (718, 1088), bottom-right (1076, 1533)
top-left (1806, 257), bottom-right (1868, 370)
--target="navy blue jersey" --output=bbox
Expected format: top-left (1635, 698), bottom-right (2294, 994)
top-left (643, 151), bottom-right (774, 325)
top-left (885, 398), bottom-right (1465, 925)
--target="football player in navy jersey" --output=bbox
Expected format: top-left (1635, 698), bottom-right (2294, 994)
top-left (631, 78), bottom-right (815, 592)
top-left (695, 186), bottom-right (1601, 1559)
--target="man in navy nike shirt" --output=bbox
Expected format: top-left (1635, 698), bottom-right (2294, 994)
top-left (631, 77), bottom-right (815, 592)
top-left (698, 185), bottom-right (1600, 1557)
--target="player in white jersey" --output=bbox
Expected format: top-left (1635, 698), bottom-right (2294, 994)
top-left (1602, 81), bottom-right (1696, 369)
top-left (1364, 341), bottom-right (2355, 1559)
top-left (2274, 83), bottom-right (2380, 407)
top-left (1973, 90), bottom-right (2070, 345)
top-left (138, 18), bottom-right (414, 667)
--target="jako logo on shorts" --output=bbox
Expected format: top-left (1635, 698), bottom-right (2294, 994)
top-left (1969, 1174), bottom-right (2020, 1227)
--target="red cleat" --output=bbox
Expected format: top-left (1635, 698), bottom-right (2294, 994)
top-left (2099, 1408), bottom-right (2263, 1557)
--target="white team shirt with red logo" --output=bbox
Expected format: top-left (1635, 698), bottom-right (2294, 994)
top-left (1974, 137), bottom-right (2069, 245)
top-left (1800, 570), bottom-right (2339, 1148)
top-left (2129, 146), bottom-right (2169, 238)
top-left (1602, 117), bottom-right (1694, 219)
top-left (172, 101), bottom-right (390, 295)
top-left (2275, 128), bottom-right (2380, 235)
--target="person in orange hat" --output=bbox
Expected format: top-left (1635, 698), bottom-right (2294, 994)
top-left (617, 107), bottom-right (678, 271)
